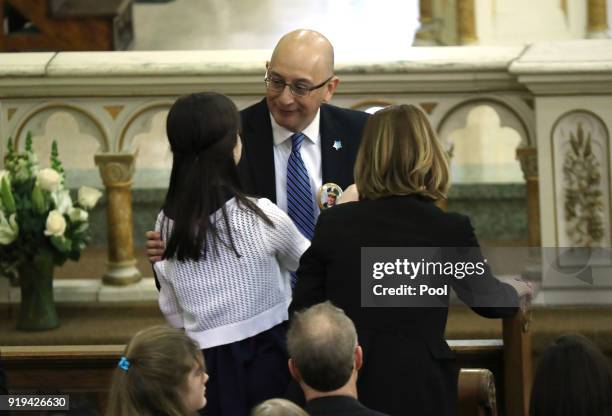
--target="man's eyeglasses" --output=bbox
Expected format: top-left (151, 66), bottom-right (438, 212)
top-left (264, 72), bottom-right (334, 97)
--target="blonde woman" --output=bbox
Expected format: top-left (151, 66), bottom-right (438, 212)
top-left (106, 325), bottom-right (208, 416)
top-left (290, 104), bottom-right (532, 416)
top-left (251, 399), bottom-right (308, 416)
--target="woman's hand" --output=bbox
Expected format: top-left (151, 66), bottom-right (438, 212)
top-left (507, 278), bottom-right (534, 299)
top-left (146, 231), bottom-right (165, 263)
top-left (337, 184), bottom-right (359, 205)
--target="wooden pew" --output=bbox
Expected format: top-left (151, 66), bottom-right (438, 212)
top-left (1, 303), bottom-right (531, 416)
top-left (1, 345), bottom-right (499, 416)
top-left (1, 345), bottom-right (122, 414)
top-left (458, 369), bottom-right (497, 416)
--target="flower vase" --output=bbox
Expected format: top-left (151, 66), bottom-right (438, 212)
top-left (17, 251), bottom-right (59, 331)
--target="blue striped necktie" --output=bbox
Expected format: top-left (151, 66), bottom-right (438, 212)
top-left (287, 132), bottom-right (315, 240)
top-left (287, 133), bottom-right (315, 288)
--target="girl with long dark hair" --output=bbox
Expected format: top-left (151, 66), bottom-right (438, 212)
top-left (155, 92), bottom-right (309, 416)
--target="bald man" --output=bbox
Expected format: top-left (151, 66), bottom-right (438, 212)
top-left (238, 29), bottom-right (368, 216)
top-left (147, 30), bottom-right (368, 263)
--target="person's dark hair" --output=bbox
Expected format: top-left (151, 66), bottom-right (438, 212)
top-left (162, 92), bottom-right (272, 261)
top-left (530, 333), bottom-right (612, 416)
top-left (106, 325), bottom-right (204, 416)
top-left (287, 301), bottom-right (357, 392)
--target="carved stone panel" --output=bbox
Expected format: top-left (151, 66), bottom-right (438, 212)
top-left (551, 110), bottom-right (610, 252)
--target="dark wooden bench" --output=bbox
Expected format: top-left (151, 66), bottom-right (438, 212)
top-left (1, 346), bottom-right (498, 416)
top-left (458, 369), bottom-right (497, 416)
top-left (0, 0), bottom-right (133, 51)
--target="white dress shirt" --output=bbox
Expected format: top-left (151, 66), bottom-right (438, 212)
top-left (271, 111), bottom-right (322, 217)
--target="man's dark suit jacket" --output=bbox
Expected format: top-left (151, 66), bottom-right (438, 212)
top-left (290, 195), bottom-right (519, 416)
top-left (305, 395), bottom-right (389, 416)
top-left (238, 99), bottom-right (369, 202)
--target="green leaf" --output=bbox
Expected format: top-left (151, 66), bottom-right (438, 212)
top-left (0, 176), bottom-right (16, 214)
top-left (31, 185), bottom-right (48, 215)
top-left (50, 140), bottom-right (65, 179)
top-left (50, 235), bottom-right (71, 254)
top-left (6, 137), bottom-right (15, 164)
top-left (25, 131), bottom-right (33, 153)
top-left (74, 222), bottom-right (89, 234)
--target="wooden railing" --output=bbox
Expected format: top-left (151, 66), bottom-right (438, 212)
top-left (452, 302), bottom-right (532, 416)
top-left (503, 300), bottom-right (532, 416)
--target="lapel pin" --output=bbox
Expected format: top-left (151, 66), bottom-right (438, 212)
top-left (332, 139), bottom-right (343, 151)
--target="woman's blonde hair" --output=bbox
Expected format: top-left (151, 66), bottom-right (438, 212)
top-left (106, 325), bottom-right (204, 416)
top-left (251, 398), bottom-right (309, 416)
top-left (354, 104), bottom-right (450, 200)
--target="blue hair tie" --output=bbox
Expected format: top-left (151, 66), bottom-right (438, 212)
top-left (118, 356), bottom-right (130, 372)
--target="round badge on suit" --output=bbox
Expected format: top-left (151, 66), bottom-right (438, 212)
top-left (317, 183), bottom-right (343, 210)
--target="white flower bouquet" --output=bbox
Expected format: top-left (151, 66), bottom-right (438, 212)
top-left (0, 133), bottom-right (102, 277)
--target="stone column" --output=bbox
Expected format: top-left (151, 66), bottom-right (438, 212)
top-left (94, 153), bottom-right (142, 286)
top-left (419, 0), bottom-right (433, 23)
top-left (457, 0), bottom-right (478, 45)
top-left (587, 0), bottom-right (610, 38)
top-left (415, 0), bottom-right (436, 44)
top-left (516, 148), bottom-right (541, 247)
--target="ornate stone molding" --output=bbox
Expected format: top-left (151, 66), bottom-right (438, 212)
top-left (516, 147), bottom-right (538, 180)
top-left (516, 147), bottom-right (541, 247)
top-left (0, 47), bottom-right (528, 98)
top-left (509, 40), bottom-right (612, 94)
top-left (95, 153), bottom-right (137, 187)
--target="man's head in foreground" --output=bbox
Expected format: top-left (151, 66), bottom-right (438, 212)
top-left (287, 301), bottom-right (362, 398)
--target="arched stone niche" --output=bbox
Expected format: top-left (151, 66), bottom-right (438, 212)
top-left (438, 99), bottom-right (530, 184)
top-left (118, 103), bottom-right (172, 189)
top-left (14, 104), bottom-right (109, 188)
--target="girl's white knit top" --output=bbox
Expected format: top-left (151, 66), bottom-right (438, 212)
top-left (154, 197), bottom-right (310, 349)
